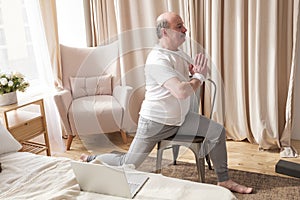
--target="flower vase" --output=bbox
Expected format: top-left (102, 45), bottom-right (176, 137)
top-left (0, 91), bottom-right (18, 106)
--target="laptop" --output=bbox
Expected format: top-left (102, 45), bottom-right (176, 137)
top-left (71, 161), bottom-right (149, 198)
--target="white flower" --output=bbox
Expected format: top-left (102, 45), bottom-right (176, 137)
top-left (13, 71), bottom-right (24, 78)
top-left (8, 80), bottom-right (14, 87)
top-left (0, 78), bottom-right (8, 85)
top-left (0, 71), bottom-right (29, 95)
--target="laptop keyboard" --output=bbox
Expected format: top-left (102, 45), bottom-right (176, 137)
top-left (126, 173), bottom-right (149, 194)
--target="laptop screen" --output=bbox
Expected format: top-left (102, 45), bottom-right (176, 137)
top-left (71, 161), bottom-right (149, 198)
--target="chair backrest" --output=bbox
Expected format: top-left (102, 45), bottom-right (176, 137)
top-left (60, 40), bottom-right (121, 92)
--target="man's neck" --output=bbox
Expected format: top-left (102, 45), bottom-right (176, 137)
top-left (158, 40), bottom-right (178, 51)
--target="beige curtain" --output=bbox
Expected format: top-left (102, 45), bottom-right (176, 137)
top-left (84, 0), bottom-right (118, 46)
top-left (81, 0), bottom-right (300, 153)
top-left (38, 0), bottom-right (62, 87)
top-left (202, 0), bottom-right (299, 153)
top-left (278, 0), bottom-right (300, 155)
top-left (33, 0), bottom-right (65, 152)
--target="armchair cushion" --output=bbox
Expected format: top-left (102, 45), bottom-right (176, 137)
top-left (70, 74), bottom-right (112, 99)
top-left (68, 95), bottom-right (123, 134)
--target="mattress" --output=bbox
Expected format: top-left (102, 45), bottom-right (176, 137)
top-left (0, 152), bottom-right (237, 200)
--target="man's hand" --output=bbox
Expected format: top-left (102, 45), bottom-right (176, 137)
top-left (189, 64), bottom-right (194, 75)
top-left (192, 53), bottom-right (208, 78)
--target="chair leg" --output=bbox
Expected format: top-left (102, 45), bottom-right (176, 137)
top-left (190, 144), bottom-right (205, 182)
top-left (156, 142), bottom-right (163, 173)
top-left (172, 145), bottom-right (180, 165)
top-left (205, 155), bottom-right (213, 170)
top-left (196, 156), bottom-right (206, 183)
top-left (66, 135), bottom-right (75, 150)
top-left (120, 129), bottom-right (127, 144)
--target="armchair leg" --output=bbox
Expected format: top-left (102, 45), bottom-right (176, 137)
top-left (120, 129), bottom-right (128, 144)
top-left (66, 135), bottom-right (75, 150)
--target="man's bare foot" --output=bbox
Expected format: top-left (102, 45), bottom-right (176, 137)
top-left (218, 180), bottom-right (253, 194)
top-left (80, 154), bottom-right (89, 162)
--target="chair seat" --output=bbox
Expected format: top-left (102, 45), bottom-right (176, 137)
top-left (156, 135), bottom-right (213, 183)
top-left (163, 135), bottom-right (205, 143)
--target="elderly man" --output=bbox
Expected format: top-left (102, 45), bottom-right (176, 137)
top-left (81, 11), bottom-right (253, 194)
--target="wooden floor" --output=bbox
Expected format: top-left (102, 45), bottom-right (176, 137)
top-left (52, 132), bottom-right (300, 179)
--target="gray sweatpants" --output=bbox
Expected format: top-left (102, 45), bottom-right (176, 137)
top-left (94, 111), bottom-right (229, 182)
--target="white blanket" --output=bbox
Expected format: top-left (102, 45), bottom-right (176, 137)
top-left (0, 152), bottom-right (237, 200)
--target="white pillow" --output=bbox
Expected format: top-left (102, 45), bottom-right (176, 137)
top-left (0, 122), bottom-right (22, 154)
top-left (70, 74), bottom-right (112, 99)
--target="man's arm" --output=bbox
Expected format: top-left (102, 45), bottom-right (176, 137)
top-left (163, 53), bottom-right (208, 99)
top-left (163, 77), bottom-right (202, 99)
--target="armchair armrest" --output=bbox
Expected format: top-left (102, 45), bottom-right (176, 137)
top-left (113, 85), bottom-right (133, 109)
top-left (53, 89), bottom-right (73, 135)
top-left (113, 85), bottom-right (133, 131)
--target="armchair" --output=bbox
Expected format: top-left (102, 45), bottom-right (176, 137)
top-left (54, 40), bottom-right (132, 150)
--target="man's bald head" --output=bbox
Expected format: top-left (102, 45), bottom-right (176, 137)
top-left (156, 12), bottom-right (179, 23)
top-left (156, 12), bottom-right (184, 39)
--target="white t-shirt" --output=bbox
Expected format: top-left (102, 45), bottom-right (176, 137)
top-left (139, 46), bottom-right (192, 126)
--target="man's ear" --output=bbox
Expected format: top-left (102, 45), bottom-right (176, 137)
top-left (162, 28), bottom-right (168, 37)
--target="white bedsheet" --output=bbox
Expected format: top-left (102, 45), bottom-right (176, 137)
top-left (0, 152), bottom-right (237, 200)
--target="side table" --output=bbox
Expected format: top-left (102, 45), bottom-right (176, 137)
top-left (0, 98), bottom-right (51, 156)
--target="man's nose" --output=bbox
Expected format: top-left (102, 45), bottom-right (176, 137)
top-left (182, 26), bottom-right (187, 33)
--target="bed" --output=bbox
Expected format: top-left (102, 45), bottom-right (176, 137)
top-left (0, 124), bottom-right (237, 200)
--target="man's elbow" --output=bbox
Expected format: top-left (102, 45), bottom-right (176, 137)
top-left (166, 81), bottom-right (192, 99)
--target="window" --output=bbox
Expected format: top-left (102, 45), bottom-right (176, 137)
top-left (0, 0), bottom-right (38, 81)
top-left (0, 0), bottom-right (86, 96)
top-left (56, 0), bottom-right (86, 47)
top-left (0, 0), bottom-right (57, 98)
top-left (0, 0), bottom-right (64, 150)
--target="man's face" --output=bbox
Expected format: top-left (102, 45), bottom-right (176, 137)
top-left (166, 15), bottom-right (187, 48)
